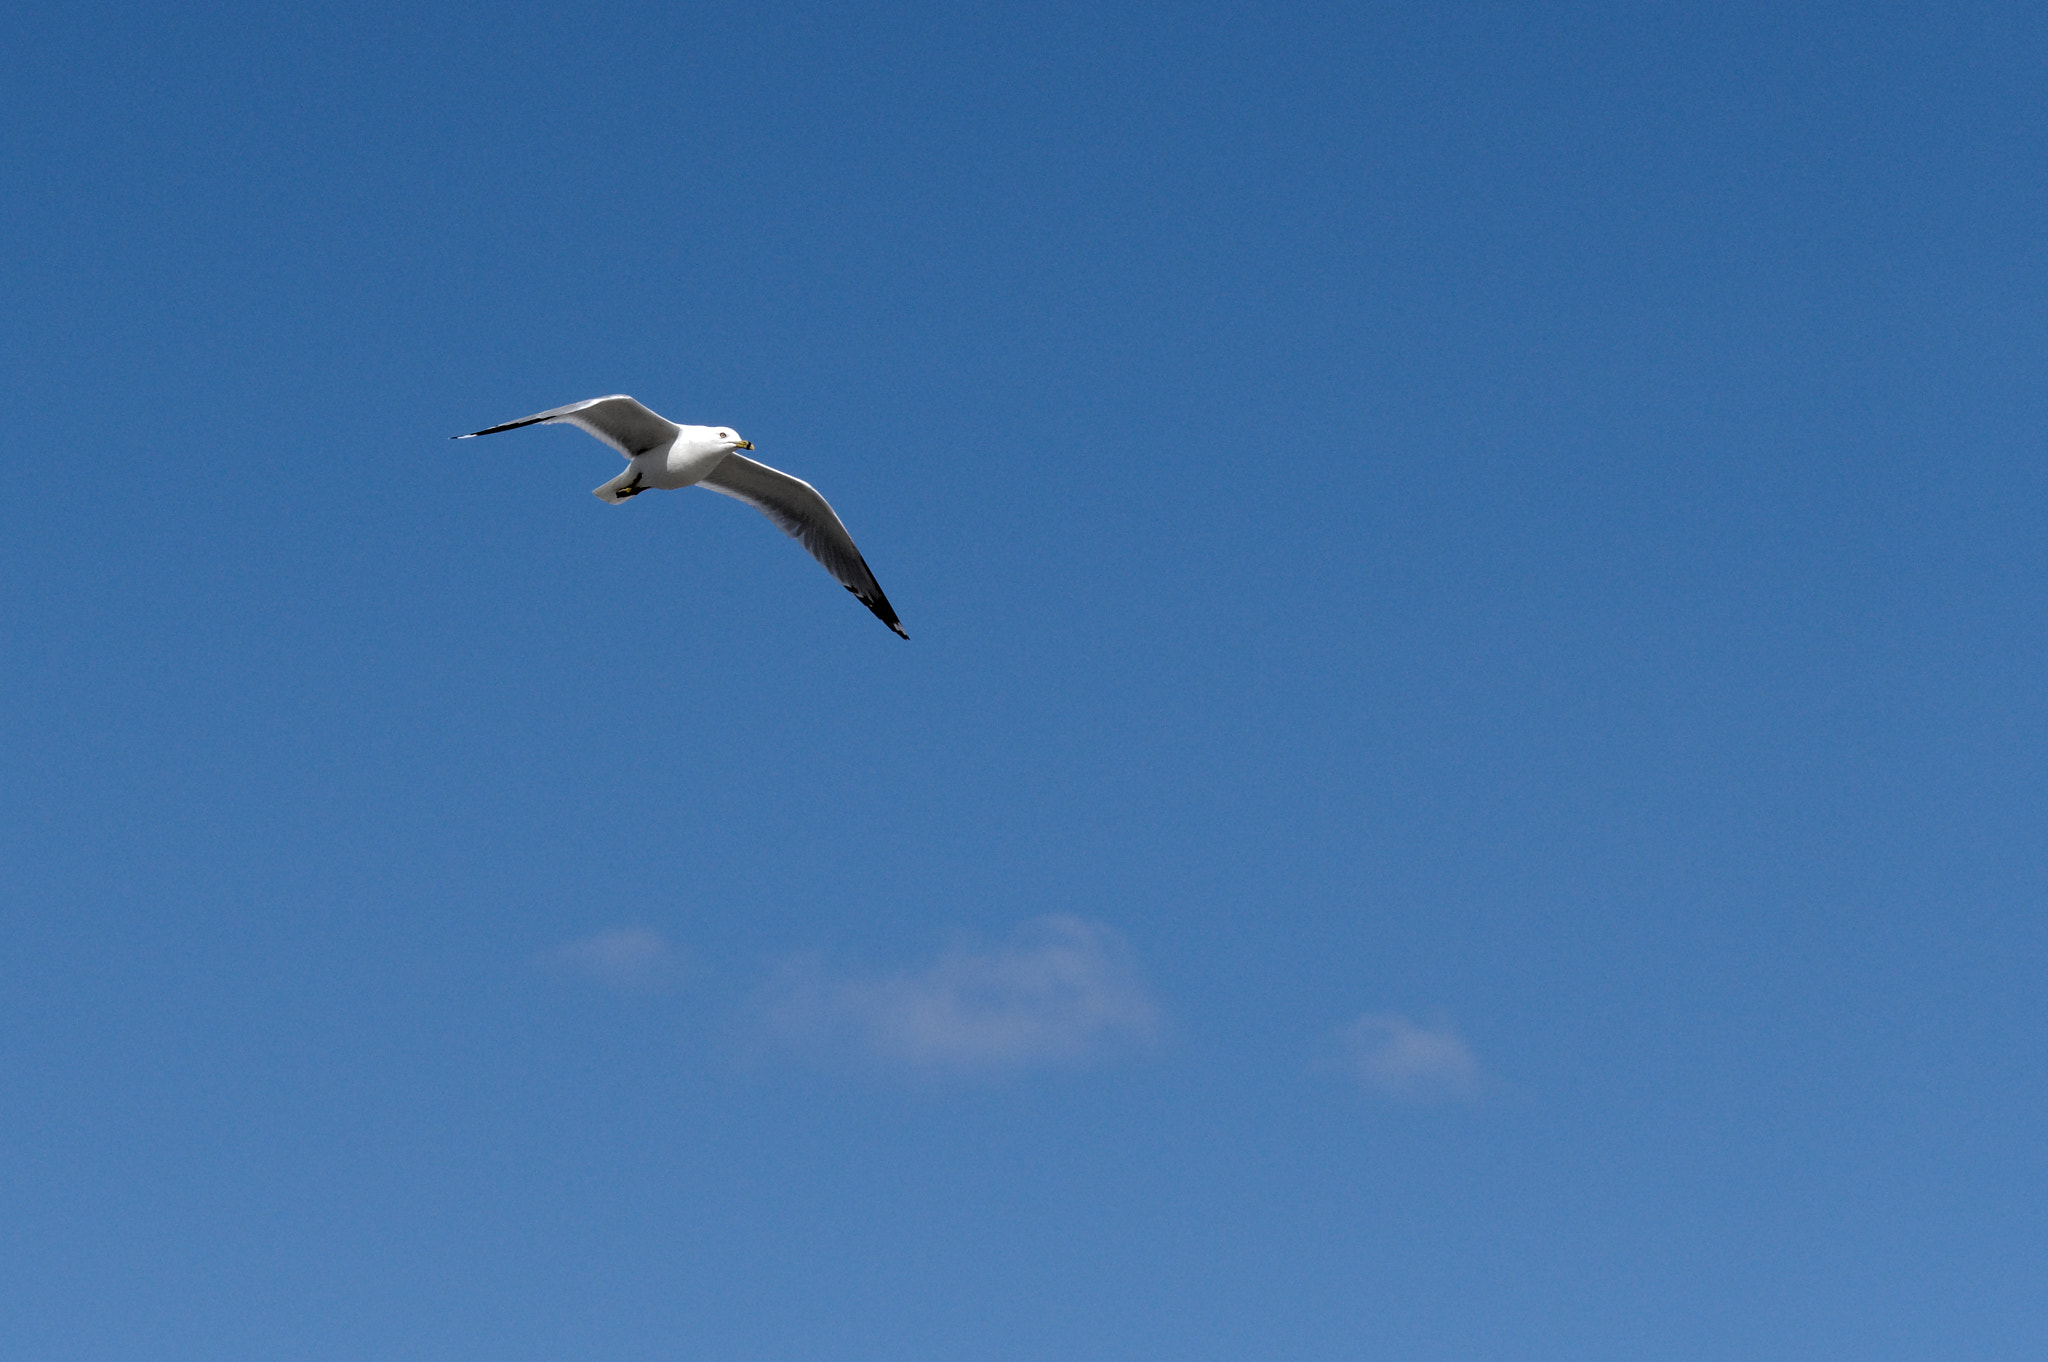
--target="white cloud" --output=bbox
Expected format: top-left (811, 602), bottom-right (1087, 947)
top-left (1336, 1013), bottom-right (1481, 1101)
top-left (545, 926), bottom-right (680, 991)
top-left (764, 915), bottom-right (1159, 1074)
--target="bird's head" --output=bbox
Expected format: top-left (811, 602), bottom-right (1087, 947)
top-left (715, 428), bottom-right (754, 451)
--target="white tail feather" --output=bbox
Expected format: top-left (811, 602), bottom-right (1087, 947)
top-left (592, 467), bottom-right (641, 503)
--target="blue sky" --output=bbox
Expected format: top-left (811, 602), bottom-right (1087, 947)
top-left (4, 1), bottom-right (2046, 1357)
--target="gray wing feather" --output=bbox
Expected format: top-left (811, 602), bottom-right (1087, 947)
top-left (454, 395), bottom-right (679, 458)
top-left (698, 453), bottom-right (908, 639)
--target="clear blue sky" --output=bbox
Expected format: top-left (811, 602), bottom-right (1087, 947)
top-left (5, 2), bottom-right (2045, 1357)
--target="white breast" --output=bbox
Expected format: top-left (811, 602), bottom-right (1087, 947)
top-left (644, 431), bottom-right (731, 489)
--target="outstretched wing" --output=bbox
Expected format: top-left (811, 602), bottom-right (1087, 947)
top-left (698, 452), bottom-right (909, 639)
top-left (453, 395), bottom-right (679, 458)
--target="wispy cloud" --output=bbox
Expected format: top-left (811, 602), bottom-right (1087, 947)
top-left (1335, 1013), bottom-right (1482, 1101)
top-left (544, 926), bottom-right (681, 991)
top-left (763, 915), bottom-right (1159, 1075)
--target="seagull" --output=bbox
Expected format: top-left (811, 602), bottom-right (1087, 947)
top-left (455, 395), bottom-right (908, 639)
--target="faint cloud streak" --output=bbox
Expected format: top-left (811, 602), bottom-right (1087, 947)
top-left (764, 915), bottom-right (1158, 1074)
top-left (545, 926), bottom-right (680, 991)
top-left (1336, 1013), bottom-right (1481, 1101)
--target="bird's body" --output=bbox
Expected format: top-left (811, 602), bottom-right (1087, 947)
top-left (626, 424), bottom-right (748, 492)
top-left (454, 395), bottom-right (908, 638)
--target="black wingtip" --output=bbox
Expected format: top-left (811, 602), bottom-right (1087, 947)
top-left (844, 584), bottom-right (908, 639)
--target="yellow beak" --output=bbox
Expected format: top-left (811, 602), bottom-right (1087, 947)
top-left (736, 440), bottom-right (754, 450)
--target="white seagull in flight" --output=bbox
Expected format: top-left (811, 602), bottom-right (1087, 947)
top-left (455, 395), bottom-right (908, 639)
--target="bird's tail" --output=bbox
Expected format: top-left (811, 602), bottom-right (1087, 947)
top-left (592, 467), bottom-right (643, 504)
